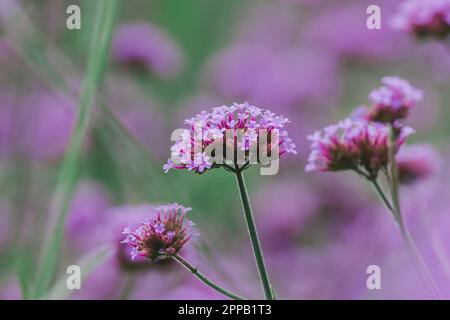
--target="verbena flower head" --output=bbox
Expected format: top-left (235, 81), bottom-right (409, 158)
top-left (164, 102), bottom-right (296, 174)
top-left (365, 77), bottom-right (423, 123)
top-left (396, 144), bottom-right (441, 184)
top-left (306, 119), bottom-right (414, 176)
top-left (392, 0), bottom-right (450, 39)
top-left (122, 204), bottom-right (193, 262)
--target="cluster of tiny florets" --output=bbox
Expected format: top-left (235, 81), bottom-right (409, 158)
top-left (356, 77), bottom-right (422, 124)
top-left (164, 102), bottom-right (296, 174)
top-left (121, 204), bottom-right (194, 262)
top-left (306, 119), bottom-right (414, 175)
top-left (392, 0), bottom-right (450, 39)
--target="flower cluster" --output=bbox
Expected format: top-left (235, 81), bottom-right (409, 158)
top-left (396, 144), bottom-right (441, 184)
top-left (164, 102), bottom-right (296, 174)
top-left (392, 0), bottom-right (450, 39)
top-left (121, 204), bottom-right (194, 262)
top-left (306, 119), bottom-right (414, 175)
top-left (356, 77), bottom-right (422, 124)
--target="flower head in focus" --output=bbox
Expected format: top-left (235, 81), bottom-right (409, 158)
top-left (357, 77), bottom-right (422, 124)
top-left (306, 119), bottom-right (414, 176)
top-left (392, 0), bottom-right (450, 39)
top-left (164, 102), bottom-right (296, 174)
top-left (111, 22), bottom-right (183, 78)
top-left (396, 144), bottom-right (441, 184)
top-left (122, 204), bottom-right (194, 262)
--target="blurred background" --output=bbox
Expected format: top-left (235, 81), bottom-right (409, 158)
top-left (1, 0), bottom-right (450, 299)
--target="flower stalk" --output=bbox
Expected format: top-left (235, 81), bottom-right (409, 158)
top-left (234, 165), bottom-right (275, 300)
top-left (386, 126), bottom-right (441, 299)
top-left (173, 254), bottom-right (244, 300)
top-left (366, 126), bottom-right (441, 298)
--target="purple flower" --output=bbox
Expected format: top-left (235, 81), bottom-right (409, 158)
top-left (254, 180), bottom-right (319, 250)
top-left (392, 0), bottom-right (450, 39)
top-left (111, 22), bottom-right (183, 78)
top-left (206, 44), bottom-right (339, 110)
top-left (365, 77), bottom-right (423, 123)
top-left (396, 144), bottom-right (441, 184)
top-left (164, 102), bottom-right (296, 174)
top-left (66, 181), bottom-right (112, 251)
top-left (305, 2), bottom-right (406, 62)
top-left (18, 90), bottom-right (76, 161)
top-left (306, 119), bottom-right (414, 175)
top-left (122, 204), bottom-right (193, 262)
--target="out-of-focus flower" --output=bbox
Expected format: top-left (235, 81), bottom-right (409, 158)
top-left (306, 119), bottom-right (414, 175)
top-left (111, 22), bottom-right (184, 79)
top-left (235, 3), bottom-right (301, 48)
top-left (396, 144), bottom-right (441, 184)
top-left (122, 204), bottom-right (194, 262)
top-left (305, 2), bottom-right (406, 62)
top-left (392, 0), bottom-right (450, 39)
top-left (206, 45), bottom-right (339, 110)
top-left (66, 181), bottom-right (112, 251)
top-left (18, 90), bottom-right (76, 161)
top-left (366, 77), bottom-right (423, 123)
top-left (164, 102), bottom-right (296, 174)
top-left (254, 180), bottom-right (319, 250)
top-left (0, 280), bottom-right (21, 300)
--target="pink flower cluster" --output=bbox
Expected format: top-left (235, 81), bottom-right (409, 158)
top-left (392, 0), bottom-right (450, 39)
top-left (358, 77), bottom-right (423, 124)
top-left (164, 102), bottom-right (296, 174)
top-left (121, 204), bottom-right (194, 262)
top-left (306, 119), bottom-right (414, 175)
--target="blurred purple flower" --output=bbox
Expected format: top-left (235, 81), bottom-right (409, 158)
top-left (392, 0), bottom-right (450, 39)
top-left (0, 280), bottom-right (21, 300)
top-left (206, 44), bottom-right (339, 110)
top-left (396, 144), bottom-right (442, 184)
top-left (18, 90), bottom-right (76, 162)
top-left (66, 181), bottom-right (112, 252)
top-left (111, 22), bottom-right (184, 78)
top-left (367, 76), bottom-right (423, 123)
top-left (305, 2), bottom-right (407, 62)
top-left (235, 3), bottom-right (301, 48)
top-left (254, 180), bottom-right (319, 250)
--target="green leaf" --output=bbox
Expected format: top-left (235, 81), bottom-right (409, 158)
top-left (32, 0), bottom-right (119, 299)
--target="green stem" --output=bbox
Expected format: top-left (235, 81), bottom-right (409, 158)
top-left (386, 126), bottom-right (441, 299)
top-left (370, 178), bottom-right (395, 218)
top-left (370, 178), bottom-right (440, 298)
top-left (173, 255), bottom-right (244, 300)
top-left (234, 166), bottom-right (275, 300)
top-left (32, 0), bottom-right (119, 298)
